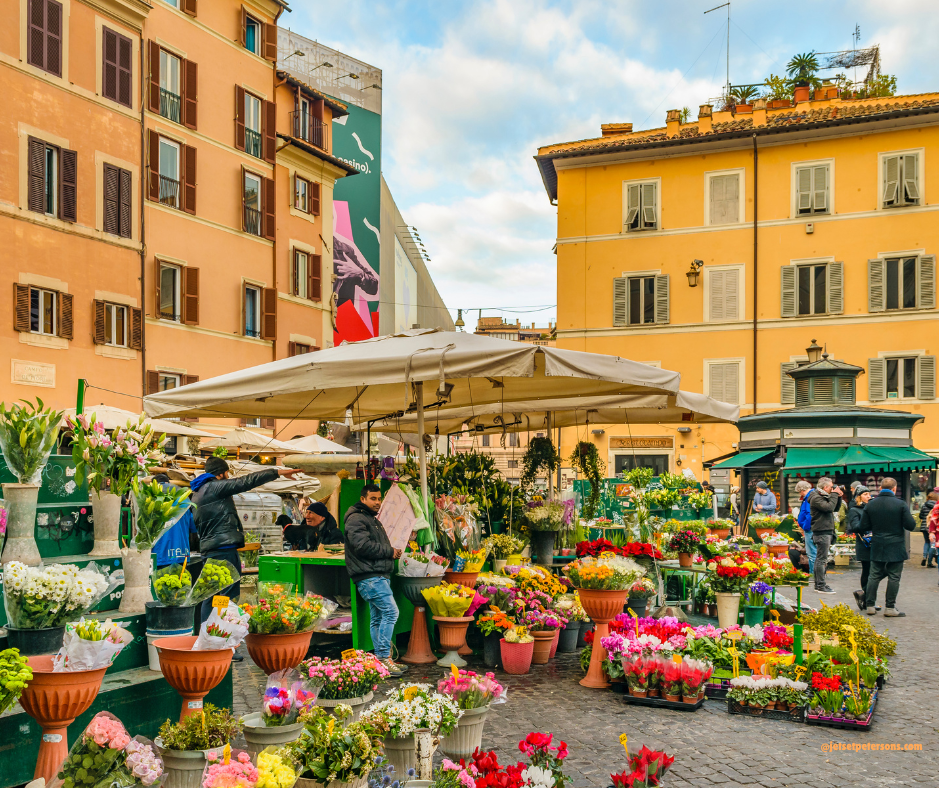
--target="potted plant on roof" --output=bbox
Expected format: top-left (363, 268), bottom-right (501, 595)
top-left (786, 52), bottom-right (821, 103)
top-left (70, 412), bottom-right (165, 556)
top-left (762, 74), bottom-right (793, 108)
top-left (0, 399), bottom-right (63, 566)
top-left (731, 85), bottom-right (759, 111)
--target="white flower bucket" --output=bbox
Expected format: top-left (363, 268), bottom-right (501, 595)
top-left (439, 706), bottom-right (489, 760)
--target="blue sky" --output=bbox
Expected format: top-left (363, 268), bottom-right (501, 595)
top-left (285, 0), bottom-right (938, 331)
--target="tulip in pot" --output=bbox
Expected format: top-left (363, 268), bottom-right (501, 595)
top-left (0, 399), bottom-right (64, 567)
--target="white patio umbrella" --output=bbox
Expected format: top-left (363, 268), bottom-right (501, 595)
top-left (63, 405), bottom-right (216, 438)
top-left (281, 433), bottom-right (352, 453)
top-left (200, 428), bottom-right (297, 452)
top-left (143, 328), bottom-right (681, 506)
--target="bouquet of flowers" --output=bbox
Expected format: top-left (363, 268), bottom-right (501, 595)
top-left (363, 682), bottom-right (462, 738)
top-left (483, 533), bottom-right (524, 560)
top-left (640, 488), bottom-right (680, 511)
top-left (455, 548), bottom-right (487, 572)
top-left (563, 555), bottom-right (644, 591)
top-left (243, 584), bottom-right (337, 635)
top-left (744, 582), bottom-right (773, 608)
top-left (503, 625), bottom-right (534, 644)
top-left (431, 759), bottom-right (478, 788)
top-left (510, 566), bottom-right (567, 598)
top-left (619, 543), bottom-right (664, 561)
top-left (0, 647), bottom-right (31, 714)
top-left (680, 657), bottom-right (713, 698)
top-left (553, 592), bottom-right (587, 622)
top-left (262, 668), bottom-right (322, 727)
top-left (256, 746), bottom-right (303, 788)
top-left (659, 659), bottom-right (682, 698)
top-left (185, 558), bottom-right (239, 606)
top-left (202, 749), bottom-right (258, 788)
top-left (667, 531), bottom-right (702, 554)
top-left (437, 669), bottom-right (507, 709)
top-left (0, 398), bottom-right (63, 484)
top-left (522, 607), bottom-right (567, 632)
top-left (421, 583), bottom-right (476, 617)
top-left (193, 601), bottom-right (250, 651)
top-left (153, 564), bottom-right (192, 606)
top-left (627, 578), bottom-right (657, 600)
top-left (300, 651), bottom-right (389, 700)
top-left (524, 501), bottom-right (567, 532)
top-left (477, 607), bottom-right (516, 637)
top-left (129, 477), bottom-right (192, 552)
top-left (687, 491), bottom-right (712, 511)
top-left (610, 746), bottom-right (675, 788)
top-left (2, 561), bottom-right (117, 629)
top-left (397, 549), bottom-right (448, 577)
top-left (286, 705), bottom-right (385, 785)
top-left (69, 412), bottom-right (165, 496)
top-left (52, 617), bottom-right (133, 671)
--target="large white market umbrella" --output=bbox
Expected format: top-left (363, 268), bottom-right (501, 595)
top-left (143, 328), bottom-right (681, 506)
top-left (63, 405), bottom-right (216, 438)
top-left (281, 433), bottom-right (352, 453)
top-left (200, 428), bottom-right (297, 452)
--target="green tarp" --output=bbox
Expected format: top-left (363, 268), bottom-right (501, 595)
top-left (710, 450), bottom-right (773, 469)
top-left (785, 445), bottom-right (937, 474)
top-left (783, 447), bottom-right (848, 474)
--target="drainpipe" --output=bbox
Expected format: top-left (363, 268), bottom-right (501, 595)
top-left (139, 25), bottom-right (147, 401)
top-left (752, 133), bottom-right (758, 416)
top-left (271, 6), bottom-right (286, 366)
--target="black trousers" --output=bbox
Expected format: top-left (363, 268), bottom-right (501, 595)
top-left (865, 560), bottom-right (904, 610)
top-left (859, 560), bottom-right (870, 591)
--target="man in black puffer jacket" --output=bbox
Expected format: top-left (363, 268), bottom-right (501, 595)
top-left (192, 457), bottom-right (300, 631)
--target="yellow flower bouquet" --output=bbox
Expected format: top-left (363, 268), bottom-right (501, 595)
top-left (421, 583), bottom-right (476, 617)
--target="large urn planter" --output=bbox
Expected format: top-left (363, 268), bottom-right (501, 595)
top-left (531, 630), bottom-right (554, 665)
top-left (556, 621), bottom-right (580, 653)
top-left (5, 625), bottom-right (66, 656)
top-left (433, 615), bottom-right (474, 668)
top-left (577, 588), bottom-right (628, 689)
top-left (119, 548), bottom-right (153, 614)
top-left (0, 483), bottom-right (41, 566)
top-left (443, 570), bottom-right (479, 589)
top-left (89, 490), bottom-right (122, 556)
top-left (715, 592), bottom-right (741, 630)
top-left (241, 712), bottom-right (304, 759)
top-left (154, 635), bottom-right (232, 721)
top-left (156, 740), bottom-right (226, 788)
top-left (499, 638), bottom-right (534, 675)
top-left (20, 655), bottom-right (108, 783)
top-left (245, 630), bottom-right (313, 674)
top-left (439, 706), bottom-right (489, 760)
top-left (318, 692), bottom-right (373, 724)
top-left (399, 575), bottom-right (443, 665)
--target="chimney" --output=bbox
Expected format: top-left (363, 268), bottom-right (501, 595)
top-left (752, 98), bottom-right (767, 126)
top-left (666, 109), bottom-right (681, 138)
top-left (698, 104), bottom-right (713, 134)
top-left (601, 122), bottom-right (633, 137)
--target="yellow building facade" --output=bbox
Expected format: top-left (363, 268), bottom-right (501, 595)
top-left (536, 95), bottom-right (939, 481)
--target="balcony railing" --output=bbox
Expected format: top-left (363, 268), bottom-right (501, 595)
top-left (160, 88), bottom-right (181, 123)
top-left (289, 111), bottom-right (328, 151)
top-left (158, 175), bottom-right (179, 208)
top-left (244, 205), bottom-right (261, 236)
top-left (245, 128), bottom-right (262, 158)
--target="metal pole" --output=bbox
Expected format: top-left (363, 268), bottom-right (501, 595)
top-left (76, 378), bottom-right (87, 415)
top-left (415, 381), bottom-right (429, 512)
top-left (546, 411), bottom-right (553, 499)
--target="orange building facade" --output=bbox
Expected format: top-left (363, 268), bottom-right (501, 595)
top-left (1, 0), bottom-right (355, 439)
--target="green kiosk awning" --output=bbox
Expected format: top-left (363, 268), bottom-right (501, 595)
top-left (783, 447), bottom-right (849, 474)
top-left (784, 446), bottom-right (937, 474)
top-left (710, 450), bottom-right (774, 469)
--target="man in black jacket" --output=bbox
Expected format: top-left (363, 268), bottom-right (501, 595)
top-left (860, 477), bottom-right (916, 617)
top-left (809, 478), bottom-right (842, 594)
top-left (344, 484), bottom-right (405, 675)
top-left (192, 457), bottom-right (300, 631)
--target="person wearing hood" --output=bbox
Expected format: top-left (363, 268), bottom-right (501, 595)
top-left (281, 503), bottom-right (343, 551)
top-left (191, 457), bottom-right (300, 636)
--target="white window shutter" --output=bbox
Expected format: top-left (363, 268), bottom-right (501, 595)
top-left (919, 355), bottom-right (936, 400)
top-left (868, 258), bottom-right (886, 312)
top-left (613, 277), bottom-right (628, 326)
top-left (903, 154), bottom-right (920, 201)
top-left (868, 358), bottom-right (886, 401)
top-left (625, 184), bottom-right (640, 228)
top-left (780, 265), bottom-right (797, 317)
top-left (813, 166), bottom-right (828, 212)
top-left (641, 182), bottom-right (657, 228)
top-left (918, 254), bottom-right (935, 309)
top-left (709, 363), bottom-right (725, 402)
top-left (710, 174), bottom-right (739, 225)
top-left (710, 362), bottom-right (739, 405)
top-left (725, 268), bottom-right (739, 320)
top-left (883, 155), bottom-right (900, 205)
top-left (827, 261), bottom-right (844, 314)
top-left (708, 269), bottom-right (724, 321)
top-left (654, 274), bottom-right (669, 324)
top-left (780, 362), bottom-right (798, 405)
top-left (796, 167), bottom-right (812, 212)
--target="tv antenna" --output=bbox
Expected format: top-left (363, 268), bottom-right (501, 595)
top-left (705, 2), bottom-right (731, 101)
top-left (853, 24), bottom-right (861, 85)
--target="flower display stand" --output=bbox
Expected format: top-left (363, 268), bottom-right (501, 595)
top-left (244, 631), bottom-right (314, 675)
top-left (578, 588), bottom-right (628, 688)
top-left (621, 693), bottom-right (704, 712)
top-left (153, 635), bottom-right (233, 721)
top-left (399, 576), bottom-right (443, 665)
top-left (433, 615), bottom-right (474, 668)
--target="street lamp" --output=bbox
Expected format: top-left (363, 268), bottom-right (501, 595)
top-left (454, 309), bottom-right (465, 330)
top-left (686, 259), bottom-right (704, 287)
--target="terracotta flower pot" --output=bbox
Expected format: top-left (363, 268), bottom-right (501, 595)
top-left (709, 528), bottom-right (730, 540)
top-left (530, 630), bottom-right (555, 665)
top-left (154, 635), bottom-right (233, 721)
top-left (681, 695), bottom-right (698, 704)
top-left (443, 570), bottom-right (479, 589)
top-left (754, 528), bottom-right (775, 540)
top-left (678, 552), bottom-right (693, 567)
top-left (20, 655), bottom-right (109, 783)
top-left (432, 616), bottom-right (473, 668)
top-left (499, 638), bottom-right (533, 675)
top-left (577, 588), bottom-right (628, 689)
top-left (245, 631), bottom-right (314, 675)
top-left (664, 693), bottom-right (681, 702)
top-left (768, 544), bottom-right (788, 556)
top-left (629, 688), bottom-right (648, 698)
top-left (399, 576), bottom-right (443, 666)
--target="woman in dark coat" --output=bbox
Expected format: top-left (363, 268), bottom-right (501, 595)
top-left (845, 486), bottom-right (877, 611)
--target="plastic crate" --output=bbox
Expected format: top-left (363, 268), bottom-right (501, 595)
top-left (727, 699), bottom-right (806, 723)
top-left (621, 692), bottom-right (705, 711)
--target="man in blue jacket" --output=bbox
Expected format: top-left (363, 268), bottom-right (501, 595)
top-left (795, 479), bottom-right (815, 570)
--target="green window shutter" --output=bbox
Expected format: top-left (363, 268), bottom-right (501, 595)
top-left (780, 362), bottom-right (798, 405)
top-left (918, 356), bottom-right (936, 400)
top-left (827, 261), bottom-right (844, 314)
top-left (780, 265), bottom-right (797, 317)
top-left (868, 258), bottom-right (886, 312)
top-left (918, 254), bottom-right (935, 309)
top-left (612, 277), bottom-right (627, 327)
top-left (868, 358), bottom-right (886, 401)
top-left (654, 274), bottom-right (669, 324)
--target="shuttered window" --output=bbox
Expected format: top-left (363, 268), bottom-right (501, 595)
top-left (294, 176), bottom-right (310, 212)
top-left (624, 181), bottom-right (657, 231)
top-left (183, 266), bottom-right (199, 325)
top-left (613, 275), bottom-right (668, 326)
top-left (780, 362), bottom-right (799, 405)
top-left (708, 362), bottom-right (740, 405)
top-left (868, 255), bottom-right (935, 312)
top-left (706, 268), bottom-right (739, 321)
top-left (288, 342), bottom-right (314, 356)
top-left (27, 136), bottom-right (77, 222)
top-left (27, 0), bottom-right (63, 77)
top-left (13, 285), bottom-right (72, 340)
top-left (869, 356), bottom-right (936, 401)
top-left (293, 250), bottom-right (308, 298)
top-left (103, 163), bottom-right (132, 238)
top-left (882, 154), bottom-right (920, 208)
top-left (708, 173), bottom-right (740, 225)
top-left (102, 28), bottom-right (133, 107)
top-left (795, 165), bottom-right (829, 215)
top-left (261, 287), bottom-right (277, 340)
top-left (150, 43), bottom-right (197, 128)
top-left (310, 181), bottom-right (321, 216)
top-left (780, 262), bottom-right (843, 317)
top-left (240, 7), bottom-right (277, 62)
top-left (244, 285), bottom-right (261, 337)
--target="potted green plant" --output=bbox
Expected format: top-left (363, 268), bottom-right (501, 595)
top-left (0, 399), bottom-right (63, 566)
top-left (786, 52), bottom-right (821, 102)
top-left (156, 704), bottom-right (241, 788)
top-left (622, 467), bottom-right (654, 490)
top-left (731, 85), bottom-right (759, 111)
top-left (519, 436), bottom-right (560, 492)
top-left (762, 74), bottom-right (793, 108)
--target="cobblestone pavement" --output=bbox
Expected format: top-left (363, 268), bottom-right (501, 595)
top-left (233, 555), bottom-right (938, 788)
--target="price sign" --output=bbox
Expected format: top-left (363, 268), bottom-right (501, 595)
top-left (672, 654), bottom-right (683, 665)
top-left (627, 608), bottom-right (639, 638)
top-left (619, 734), bottom-right (629, 757)
top-left (725, 630), bottom-right (743, 641)
top-left (222, 744), bottom-right (231, 765)
top-left (451, 663), bottom-right (460, 682)
top-left (341, 649), bottom-right (358, 661)
top-left (769, 609), bottom-right (781, 624)
top-left (409, 541), bottom-right (419, 552)
top-left (728, 645), bottom-right (740, 678)
top-left (212, 595), bottom-right (229, 614)
top-left (793, 665), bottom-right (806, 681)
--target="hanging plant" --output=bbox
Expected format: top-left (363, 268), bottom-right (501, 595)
top-left (519, 436), bottom-right (560, 491)
top-left (570, 441), bottom-right (606, 520)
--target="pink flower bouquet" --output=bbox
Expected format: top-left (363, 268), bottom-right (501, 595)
top-left (437, 669), bottom-right (507, 710)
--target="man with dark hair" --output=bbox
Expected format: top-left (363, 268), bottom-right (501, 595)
top-left (861, 477), bottom-right (916, 617)
top-left (191, 457), bottom-right (300, 638)
top-left (809, 477), bottom-right (842, 594)
top-left (344, 484), bottom-right (405, 675)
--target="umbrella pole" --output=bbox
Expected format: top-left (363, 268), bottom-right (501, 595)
top-left (546, 411), bottom-right (553, 500)
top-left (415, 382), bottom-right (429, 512)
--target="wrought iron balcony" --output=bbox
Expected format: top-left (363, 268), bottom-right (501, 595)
top-left (245, 128), bottom-right (262, 158)
top-left (160, 88), bottom-right (181, 123)
top-left (244, 205), bottom-right (261, 236)
top-left (289, 111), bottom-right (328, 151)
top-left (158, 175), bottom-right (179, 208)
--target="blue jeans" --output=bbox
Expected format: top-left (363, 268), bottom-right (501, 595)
top-left (356, 576), bottom-right (399, 659)
top-left (802, 529), bottom-right (817, 570)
